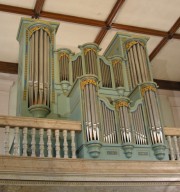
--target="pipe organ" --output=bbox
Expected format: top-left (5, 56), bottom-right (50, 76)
top-left (16, 18), bottom-right (168, 160)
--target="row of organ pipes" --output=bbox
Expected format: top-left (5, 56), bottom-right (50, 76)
top-left (127, 42), bottom-right (152, 89)
top-left (28, 29), bottom-right (50, 107)
top-left (58, 49), bottom-right (124, 89)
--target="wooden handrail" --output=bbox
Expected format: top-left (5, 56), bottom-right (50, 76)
top-left (0, 115), bottom-right (81, 131)
top-left (164, 127), bottom-right (180, 136)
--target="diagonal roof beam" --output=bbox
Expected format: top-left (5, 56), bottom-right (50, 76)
top-left (0, 4), bottom-right (180, 39)
top-left (33, 0), bottom-right (46, 18)
top-left (150, 17), bottom-right (180, 61)
top-left (94, 0), bottom-right (125, 45)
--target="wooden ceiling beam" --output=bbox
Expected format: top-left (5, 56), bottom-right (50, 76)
top-left (0, 4), bottom-right (179, 38)
top-left (0, 61), bottom-right (18, 74)
top-left (106, 0), bottom-right (125, 26)
top-left (94, 28), bottom-right (108, 45)
top-left (34, 0), bottom-right (46, 18)
top-left (95, 0), bottom-right (125, 44)
top-left (0, 4), bottom-right (33, 16)
top-left (149, 37), bottom-right (169, 61)
top-left (41, 11), bottom-right (105, 27)
top-left (150, 17), bottom-right (180, 61)
top-left (112, 23), bottom-right (168, 37)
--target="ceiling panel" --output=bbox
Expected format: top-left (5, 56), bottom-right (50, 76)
top-left (100, 30), bottom-right (117, 54)
top-left (54, 21), bottom-right (101, 53)
top-left (146, 36), bottom-right (163, 55)
top-left (151, 39), bottom-right (180, 81)
top-left (0, 12), bottom-right (30, 63)
top-left (0, 0), bottom-right (36, 9)
top-left (43, 0), bottom-right (117, 21)
top-left (114, 0), bottom-right (180, 31)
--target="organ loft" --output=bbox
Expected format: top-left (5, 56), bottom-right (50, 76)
top-left (14, 17), bottom-right (168, 161)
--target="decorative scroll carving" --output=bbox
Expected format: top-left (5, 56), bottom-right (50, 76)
top-left (115, 101), bottom-right (129, 110)
top-left (80, 79), bottom-right (97, 90)
top-left (126, 40), bottom-right (145, 50)
top-left (141, 85), bottom-right (156, 96)
top-left (84, 48), bottom-right (96, 55)
top-left (29, 26), bottom-right (51, 38)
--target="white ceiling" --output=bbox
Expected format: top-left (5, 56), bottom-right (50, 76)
top-left (0, 0), bottom-right (179, 81)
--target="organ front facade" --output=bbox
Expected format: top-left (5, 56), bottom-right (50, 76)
top-left (15, 18), bottom-right (168, 161)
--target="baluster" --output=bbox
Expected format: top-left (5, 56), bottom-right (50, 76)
top-left (167, 136), bottom-right (175, 161)
top-left (63, 130), bottom-right (68, 158)
top-left (47, 129), bottom-right (52, 157)
top-left (71, 131), bottom-right (76, 159)
top-left (22, 127), bottom-right (28, 157)
top-left (55, 130), bottom-right (60, 158)
top-left (173, 136), bottom-right (180, 160)
top-left (14, 127), bottom-right (19, 156)
top-left (31, 128), bottom-right (36, 157)
top-left (39, 129), bottom-right (44, 157)
top-left (4, 125), bottom-right (10, 155)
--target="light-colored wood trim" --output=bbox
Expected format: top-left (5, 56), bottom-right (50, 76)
top-left (164, 127), bottom-right (180, 136)
top-left (0, 156), bottom-right (179, 182)
top-left (0, 115), bottom-right (81, 131)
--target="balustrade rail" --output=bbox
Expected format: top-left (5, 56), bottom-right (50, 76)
top-left (0, 115), bottom-right (179, 161)
top-left (0, 116), bottom-right (81, 158)
top-left (164, 127), bottom-right (180, 161)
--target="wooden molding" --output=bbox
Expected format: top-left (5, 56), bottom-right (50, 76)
top-left (34, 0), bottom-right (46, 18)
top-left (0, 61), bottom-right (18, 74)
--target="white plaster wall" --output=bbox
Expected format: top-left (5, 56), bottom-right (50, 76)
top-left (0, 73), bottom-right (17, 154)
top-left (158, 89), bottom-right (180, 127)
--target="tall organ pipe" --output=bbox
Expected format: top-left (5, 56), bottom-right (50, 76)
top-left (28, 28), bottom-right (50, 109)
top-left (127, 42), bottom-right (152, 88)
top-left (142, 86), bottom-right (164, 144)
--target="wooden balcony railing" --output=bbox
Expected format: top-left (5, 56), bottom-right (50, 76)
top-left (0, 115), bottom-right (81, 158)
top-left (0, 115), bottom-right (179, 161)
top-left (164, 127), bottom-right (180, 161)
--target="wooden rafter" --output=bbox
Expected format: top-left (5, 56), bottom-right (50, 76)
top-left (150, 17), bottom-right (180, 61)
top-left (41, 11), bottom-right (104, 27)
top-left (94, 0), bottom-right (125, 44)
top-left (0, 4), bottom-right (33, 16)
top-left (34, 0), bottom-right (46, 18)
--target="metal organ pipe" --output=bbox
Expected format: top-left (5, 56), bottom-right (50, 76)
top-left (28, 28), bottom-right (50, 109)
top-left (100, 100), bottom-right (117, 144)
